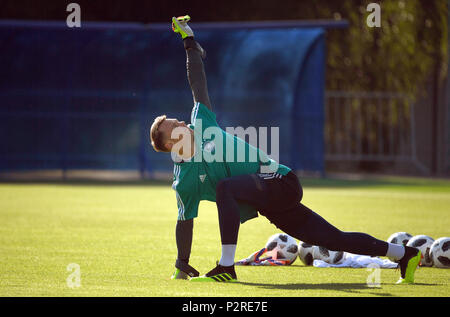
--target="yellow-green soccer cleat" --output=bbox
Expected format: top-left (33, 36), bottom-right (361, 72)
top-left (396, 247), bottom-right (422, 284)
top-left (171, 15), bottom-right (193, 39)
top-left (190, 263), bottom-right (237, 283)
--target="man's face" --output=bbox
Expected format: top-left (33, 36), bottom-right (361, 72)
top-left (158, 118), bottom-right (191, 151)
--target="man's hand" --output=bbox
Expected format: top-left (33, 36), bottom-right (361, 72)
top-left (171, 259), bottom-right (200, 280)
top-left (172, 15), bottom-right (194, 39)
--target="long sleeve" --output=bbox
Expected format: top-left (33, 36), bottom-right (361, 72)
top-left (184, 37), bottom-right (212, 110)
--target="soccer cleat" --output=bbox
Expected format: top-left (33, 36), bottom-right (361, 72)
top-left (190, 263), bottom-right (237, 282)
top-left (396, 247), bottom-right (421, 284)
top-left (171, 259), bottom-right (200, 280)
top-left (172, 15), bottom-right (193, 39)
top-left (171, 268), bottom-right (190, 280)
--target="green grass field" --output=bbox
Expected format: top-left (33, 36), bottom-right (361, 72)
top-left (0, 175), bottom-right (449, 297)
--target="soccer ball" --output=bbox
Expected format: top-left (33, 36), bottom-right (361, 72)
top-left (429, 237), bottom-right (450, 268)
top-left (298, 241), bottom-right (317, 266)
top-left (387, 232), bottom-right (413, 246)
top-left (406, 235), bottom-right (434, 267)
top-left (387, 232), bottom-right (413, 262)
top-left (265, 233), bottom-right (298, 265)
top-left (312, 246), bottom-right (345, 265)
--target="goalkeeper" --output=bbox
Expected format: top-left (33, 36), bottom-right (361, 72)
top-left (149, 16), bottom-right (421, 284)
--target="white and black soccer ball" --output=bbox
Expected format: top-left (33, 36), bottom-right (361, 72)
top-left (265, 233), bottom-right (298, 265)
top-left (406, 235), bottom-right (434, 267)
top-left (312, 246), bottom-right (345, 265)
top-left (387, 232), bottom-right (413, 246)
top-left (429, 237), bottom-right (450, 268)
top-left (297, 241), bottom-right (317, 266)
top-left (387, 232), bottom-right (413, 262)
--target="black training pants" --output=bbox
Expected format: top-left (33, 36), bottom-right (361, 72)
top-left (215, 171), bottom-right (389, 256)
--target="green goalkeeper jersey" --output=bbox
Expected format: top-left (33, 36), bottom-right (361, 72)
top-left (172, 102), bottom-right (291, 223)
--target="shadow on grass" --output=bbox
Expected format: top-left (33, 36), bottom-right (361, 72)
top-left (236, 281), bottom-right (392, 296)
top-left (236, 281), bottom-right (438, 297)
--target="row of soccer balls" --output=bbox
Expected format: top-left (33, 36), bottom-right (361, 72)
top-left (265, 232), bottom-right (450, 268)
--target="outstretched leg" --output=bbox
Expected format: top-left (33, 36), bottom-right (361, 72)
top-left (266, 203), bottom-right (421, 283)
top-left (266, 203), bottom-right (395, 257)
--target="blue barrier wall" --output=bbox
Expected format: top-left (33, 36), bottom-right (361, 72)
top-left (0, 21), bottom-right (325, 176)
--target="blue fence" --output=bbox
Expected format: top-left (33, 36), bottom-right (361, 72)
top-left (0, 20), bottom-right (333, 177)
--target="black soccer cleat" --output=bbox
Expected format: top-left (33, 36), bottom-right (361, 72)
top-left (190, 262), bottom-right (237, 282)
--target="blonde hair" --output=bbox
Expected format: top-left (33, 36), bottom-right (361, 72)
top-left (150, 115), bottom-right (169, 152)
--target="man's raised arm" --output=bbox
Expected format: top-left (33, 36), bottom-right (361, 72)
top-left (172, 16), bottom-right (212, 111)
